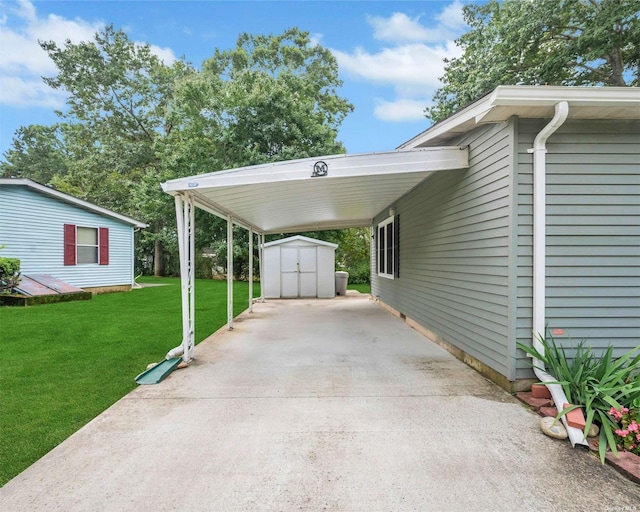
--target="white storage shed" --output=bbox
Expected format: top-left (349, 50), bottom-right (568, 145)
top-left (263, 236), bottom-right (338, 299)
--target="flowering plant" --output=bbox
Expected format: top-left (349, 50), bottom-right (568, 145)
top-left (609, 407), bottom-right (640, 456)
top-left (518, 335), bottom-right (640, 462)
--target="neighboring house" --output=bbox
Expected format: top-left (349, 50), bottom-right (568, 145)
top-left (0, 178), bottom-right (147, 293)
top-left (161, 85), bottom-right (639, 391)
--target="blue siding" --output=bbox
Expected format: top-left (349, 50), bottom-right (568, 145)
top-left (372, 120), bottom-right (516, 379)
top-left (0, 185), bottom-right (136, 288)
top-left (515, 119), bottom-right (640, 378)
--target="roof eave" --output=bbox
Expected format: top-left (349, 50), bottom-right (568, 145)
top-left (0, 178), bottom-right (148, 228)
top-left (264, 235), bottom-right (339, 248)
top-left (400, 85), bottom-right (640, 149)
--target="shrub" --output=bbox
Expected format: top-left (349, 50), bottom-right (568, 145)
top-left (0, 257), bottom-right (21, 293)
top-left (343, 260), bottom-right (370, 284)
top-left (518, 335), bottom-right (640, 462)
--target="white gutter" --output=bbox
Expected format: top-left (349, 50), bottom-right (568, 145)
top-left (528, 101), bottom-right (587, 448)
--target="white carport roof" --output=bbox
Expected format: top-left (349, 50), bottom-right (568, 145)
top-left (162, 147), bottom-right (469, 234)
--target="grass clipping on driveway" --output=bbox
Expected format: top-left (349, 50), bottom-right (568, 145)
top-left (0, 277), bottom-right (257, 487)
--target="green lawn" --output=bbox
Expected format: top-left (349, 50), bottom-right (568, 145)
top-left (348, 283), bottom-right (371, 294)
top-left (0, 277), bottom-right (258, 486)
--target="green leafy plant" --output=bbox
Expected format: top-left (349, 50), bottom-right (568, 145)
top-left (0, 256), bottom-right (21, 293)
top-left (518, 335), bottom-right (640, 462)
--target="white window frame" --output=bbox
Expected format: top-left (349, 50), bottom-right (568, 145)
top-left (377, 215), bottom-right (395, 280)
top-left (76, 226), bottom-right (99, 265)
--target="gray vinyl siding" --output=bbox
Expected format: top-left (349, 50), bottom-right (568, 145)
top-left (0, 185), bottom-right (136, 288)
top-left (372, 120), bottom-right (517, 379)
top-left (515, 119), bottom-right (640, 379)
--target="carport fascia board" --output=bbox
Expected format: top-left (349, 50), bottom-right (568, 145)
top-left (161, 147), bottom-right (467, 193)
top-left (161, 147), bottom-right (468, 233)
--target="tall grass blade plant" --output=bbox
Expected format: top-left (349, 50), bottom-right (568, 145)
top-left (518, 335), bottom-right (640, 462)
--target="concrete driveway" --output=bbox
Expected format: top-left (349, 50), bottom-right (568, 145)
top-left (2, 294), bottom-right (639, 511)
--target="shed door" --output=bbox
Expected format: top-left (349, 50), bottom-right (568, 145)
top-left (298, 247), bottom-right (317, 297)
top-left (281, 247), bottom-right (299, 298)
top-left (280, 246), bottom-right (318, 298)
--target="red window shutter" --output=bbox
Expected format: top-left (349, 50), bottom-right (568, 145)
top-left (64, 224), bottom-right (76, 266)
top-left (99, 227), bottom-right (109, 265)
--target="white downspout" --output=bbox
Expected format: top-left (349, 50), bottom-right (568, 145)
top-left (528, 101), bottom-right (586, 447)
top-left (131, 228), bottom-right (139, 288)
top-left (227, 215), bottom-right (234, 330)
top-left (167, 192), bottom-right (195, 362)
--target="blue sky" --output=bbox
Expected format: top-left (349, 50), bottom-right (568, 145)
top-left (0, 0), bottom-right (470, 158)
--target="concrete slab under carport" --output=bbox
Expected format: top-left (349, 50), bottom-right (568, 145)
top-left (1, 294), bottom-right (638, 511)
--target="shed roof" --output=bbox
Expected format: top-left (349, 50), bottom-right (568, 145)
top-left (0, 178), bottom-right (148, 228)
top-left (264, 235), bottom-right (338, 249)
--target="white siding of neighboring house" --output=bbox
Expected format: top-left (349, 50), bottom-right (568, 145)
top-left (0, 185), bottom-right (136, 289)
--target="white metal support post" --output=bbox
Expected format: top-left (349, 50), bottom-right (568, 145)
top-left (227, 215), bottom-right (234, 330)
top-left (258, 233), bottom-right (265, 302)
top-left (249, 227), bottom-right (253, 312)
top-left (174, 192), bottom-right (195, 362)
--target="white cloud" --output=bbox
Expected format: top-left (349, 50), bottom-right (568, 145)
top-left (436, 1), bottom-right (467, 33)
top-left (333, 1), bottom-right (467, 123)
top-left (309, 32), bottom-right (324, 47)
top-left (0, 0), bottom-right (176, 108)
top-left (368, 12), bottom-right (445, 44)
top-left (14, 0), bottom-right (36, 24)
top-left (0, 75), bottom-right (66, 107)
top-left (374, 98), bottom-right (430, 122)
top-left (147, 44), bottom-right (177, 65)
top-left (333, 42), bottom-right (460, 89)
top-left (367, 1), bottom-right (466, 44)
top-left (0, 1), bottom-right (104, 107)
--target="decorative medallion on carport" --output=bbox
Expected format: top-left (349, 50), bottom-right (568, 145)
top-left (263, 236), bottom-right (338, 298)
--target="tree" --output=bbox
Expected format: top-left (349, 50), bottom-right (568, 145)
top-left (166, 28), bottom-right (354, 279)
top-left (1, 124), bottom-right (70, 184)
top-left (166, 28), bottom-right (353, 173)
top-left (4, 26), bottom-right (354, 279)
top-left (38, 25), bottom-right (195, 275)
top-left (426, 0), bottom-right (640, 122)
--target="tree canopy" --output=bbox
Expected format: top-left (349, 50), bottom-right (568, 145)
top-left (1, 25), bottom-right (358, 278)
top-left (165, 28), bottom-right (353, 175)
top-left (426, 0), bottom-right (640, 122)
